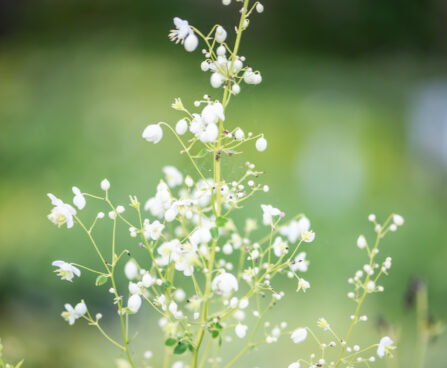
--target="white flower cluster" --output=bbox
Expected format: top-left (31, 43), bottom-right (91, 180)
top-left (46, 2), bottom-right (403, 368)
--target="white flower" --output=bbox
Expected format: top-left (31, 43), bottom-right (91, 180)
top-left (61, 302), bottom-right (86, 325)
top-left (176, 119), bottom-right (188, 135)
top-left (261, 204), bottom-right (281, 226)
top-left (235, 323), bottom-right (248, 338)
top-left (297, 278), bottom-right (310, 292)
top-left (124, 260), bottom-right (139, 280)
top-left (291, 328), bottom-right (307, 344)
top-left (201, 61), bottom-right (210, 71)
top-left (174, 289), bottom-right (186, 302)
top-left (100, 178), bottom-right (110, 191)
top-left (393, 214), bottom-right (404, 226)
top-left (144, 351), bottom-right (153, 359)
top-left (288, 363), bottom-right (300, 368)
top-left (163, 166), bottom-right (183, 188)
top-left (215, 26), bottom-right (227, 43)
top-left (377, 336), bottom-right (394, 358)
top-left (52, 260), bottom-right (81, 281)
top-left (142, 273), bottom-right (155, 288)
top-left (256, 3), bottom-right (264, 12)
top-left (144, 220), bottom-right (165, 240)
top-left (301, 230), bottom-right (315, 243)
top-left (61, 304), bottom-right (78, 325)
top-left (128, 294), bottom-right (142, 313)
top-left (357, 235), bottom-right (367, 249)
top-left (212, 272), bottom-right (238, 296)
top-left (72, 186), bottom-right (86, 210)
top-left (291, 252), bottom-right (309, 272)
top-left (255, 137), bottom-right (267, 152)
top-left (169, 17), bottom-right (198, 52)
top-left (280, 217), bottom-right (310, 243)
top-left (202, 102), bottom-right (225, 125)
top-left (142, 123), bottom-right (163, 144)
top-left (129, 282), bottom-right (140, 295)
top-left (47, 193), bottom-right (77, 229)
top-left (273, 236), bottom-right (288, 257)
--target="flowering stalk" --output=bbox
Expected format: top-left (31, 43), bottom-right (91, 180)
top-left (46, 1), bottom-right (408, 368)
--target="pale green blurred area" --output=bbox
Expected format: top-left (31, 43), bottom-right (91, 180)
top-left (1, 3), bottom-right (447, 368)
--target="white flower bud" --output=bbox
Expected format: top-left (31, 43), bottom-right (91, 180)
top-left (368, 214), bottom-right (376, 222)
top-left (393, 214), bottom-right (404, 226)
top-left (200, 61), bottom-right (210, 71)
top-left (142, 123), bottom-right (163, 144)
top-left (256, 137), bottom-right (267, 152)
top-left (234, 128), bottom-right (244, 140)
top-left (222, 0), bottom-right (231, 5)
top-left (357, 235), bottom-right (367, 249)
top-left (128, 294), bottom-right (142, 313)
top-left (124, 260), bottom-right (139, 280)
top-left (215, 26), bottom-right (227, 43)
top-left (256, 3), bottom-right (264, 13)
top-left (100, 179), bottom-right (110, 191)
top-left (176, 119), bottom-right (188, 135)
top-left (210, 72), bottom-right (225, 88)
top-left (235, 323), bottom-right (248, 338)
top-left (216, 45), bottom-right (226, 56)
top-left (184, 33), bottom-right (199, 52)
top-left (232, 83), bottom-right (241, 95)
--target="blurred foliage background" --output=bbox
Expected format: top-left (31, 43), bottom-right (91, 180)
top-left (0, 0), bottom-right (446, 367)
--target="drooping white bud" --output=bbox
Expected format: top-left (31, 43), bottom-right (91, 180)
top-left (210, 72), bottom-right (225, 88)
top-left (142, 123), bottom-right (163, 144)
top-left (184, 33), bottom-right (199, 52)
top-left (100, 179), bottom-right (110, 191)
top-left (256, 137), bottom-right (267, 152)
top-left (175, 119), bottom-right (188, 135)
top-left (215, 26), bottom-right (227, 43)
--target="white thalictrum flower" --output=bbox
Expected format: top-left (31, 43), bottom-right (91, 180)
top-left (261, 204), bottom-right (281, 226)
top-left (232, 83), bottom-right (241, 95)
top-left (256, 137), bottom-right (267, 152)
top-left (163, 166), bottom-right (183, 187)
top-left (212, 272), bottom-right (238, 296)
top-left (297, 278), bottom-right (310, 292)
top-left (144, 220), bottom-right (165, 240)
top-left (52, 260), bottom-right (81, 281)
top-left (235, 323), bottom-right (248, 338)
top-left (128, 294), bottom-right (142, 313)
top-left (100, 178), bottom-right (110, 191)
top-left (291, 328), bottom-right (307, 344)
top-left (291, 252), bottom-right (309, 272)
top-left (61, 304), bottom-right (78, 325)
top-left (61, 302), bottom-right (87, 325)
top-left (124, 260), bottom-right (139, 280)
top-left (169, 17), bottom-right (199, 52)
top-left (142, 123), bottom-right (163, 144)
top-left (377, 336), bottom-right (394, 358)
top-left (280, 217), bottom-right (310, 243)
top-left (256, 3), bottom-right (264, 13)
top-left (175, 119), bottom-right (188, 135)
top-left (273, 236), bottom-right (288, 257)
top-left (301, 230), bottom-right (315, 243)
top-left (288, 363), bottom-right (300, 368)
top-left (47, 193), bottom-right (77, 229)
top-left (202, 102), bottom-right (225, 125)
top-left (72, 186), bottom-right (86, 210)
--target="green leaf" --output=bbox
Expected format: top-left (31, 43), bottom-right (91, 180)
top-left (215, 216), bottom-right (228, 227)
top-left (95, 274), bottom-right (109, 286)
top-left (173, 342), bottom-right (188, 355)
top-left (211, 330), bottom-right (219, 339)
top-left (162, 280), bottom-right (172, 289)
top-left (165, 338), bottom-right (177, 347)
top-left (210, 227), bottom-right (219, 240)
top-left (15, 360), bottom-right (24, 368)
top-left (187, 343), bottom-right (194, 352)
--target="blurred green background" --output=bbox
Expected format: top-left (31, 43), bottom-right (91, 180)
top-left (1, 0), bottom-right (446, 367)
